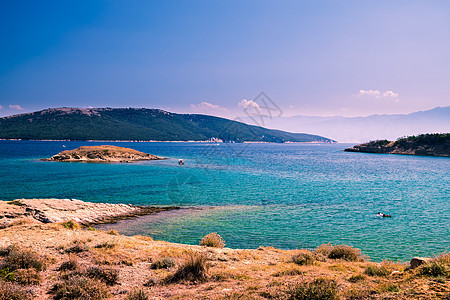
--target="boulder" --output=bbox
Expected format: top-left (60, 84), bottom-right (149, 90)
top-left (410, 257), bottom-right (430, 269)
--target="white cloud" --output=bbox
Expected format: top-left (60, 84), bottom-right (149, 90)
top-left (358, 89), bottom-right (381, 97)
top-left (238, 99), bottom-right (260, 109)
top-left (382, 90), bottom-right (399, 98)
top-left (357, 89), bottom-right (399, 99)
top-left (9, 105), bottom-right (23, 110)
top-left (190, 102), bottom-right (229, 112)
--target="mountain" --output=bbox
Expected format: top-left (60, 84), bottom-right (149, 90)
top-left (0, 107), bottom-right (335, 143)
top-left (241, 107), bottom-right (450, 143)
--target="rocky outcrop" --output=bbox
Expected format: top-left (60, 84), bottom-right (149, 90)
top-left (0, 198), bottom-right (177, 228)
top-left (344, 133), bottom-right (450, 157)
top-left (43, 145), bottom-right (165, 162)
top-left (409, 257), bottom-right (431, 269)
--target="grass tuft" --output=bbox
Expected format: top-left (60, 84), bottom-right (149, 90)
top-left (165, 252), bottom-right (208, 283)
top-left (419, 262), bottom-right (449, 278)
top-left (199, 232), bottom-right (225, 248)
top-left (364, 264), bottom-right (390, 277)
top-left (126, 289), bottom-right (149, 300)
top-left (150, 257), bottom-right (175, 269)
top-left (288, 277), bottom-right (339, 300)
top-left (65, 240), bottom-right (89, 254)
top-left (0, 244), bottom-right (47, 271)
top-left (50, 275), bottom-right (109, 300)
top-left (86, 265), bottom-right (119, 285)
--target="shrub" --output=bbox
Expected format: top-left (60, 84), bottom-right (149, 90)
top-left (107, 230), bottom-right (119, 236)
top-left (419, 262), bottom-right (449, 277)
top-left (61, 220), bottom-right (81, 230)
top-left (273, 268), bottom-right (303, 277)
top-left (65, 240), bottom-right (89, 254)
top-left (0, 245), bottom-right (47, 271)
top-left (292, 250), bottom-right (315, 265)
top-left (87, 266), bottom-right (119, 285)
top-left (314, 243), bottom-right (333, 261)
top-left (0, 281), bottom-right (32, 300)
top-left (364, 265), bottom-right (390, 277)
top-left (288, 277), bottom-right (339, 300)
top-left (348, 274), bottom-right (366, 282)
top-left (58, 257), bottom-right (79, 271)
top-left (50, 275), bottom-right (109, 300)
top-left (94, 241), bottom-right (117, 249)
top-left (165, 252), bottom-right (208, 283)
top-left (150, 257), bottom-right (175, 269)
top-left (328, 245), bottom-right (362, 261)
top-left (199, 232), bottom-right (225, 248)
top-left (12, 269), bottom-right (41, 285)
top-left (126, 289), bottom-right (149, 300)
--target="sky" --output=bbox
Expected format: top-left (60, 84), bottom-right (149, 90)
top-left (1, 0), bottom-right (449, 118)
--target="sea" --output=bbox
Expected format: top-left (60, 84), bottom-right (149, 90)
top-left (0, 140), bottom-right (448, 261)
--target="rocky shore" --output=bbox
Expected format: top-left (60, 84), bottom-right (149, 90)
top-left (344, 133), bottom-right (450, 157)
top-left (0, 198), bottom-right (177, 229)
top-left (42, 145), bottom-right (165, 162)
top-left (0, 199), bottom-right (449, 299)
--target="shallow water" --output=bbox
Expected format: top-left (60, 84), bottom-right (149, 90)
top-left (0, 140), bottom-right (448, 261)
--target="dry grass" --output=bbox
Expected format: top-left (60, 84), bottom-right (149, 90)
top-left (165, 251), bottom-right (209, 283)
top-left (0, 244), bottom-right (47, 271)
top-left (1, 223), bottom-right (449, 299)
top-left (151, 256), bottom-right (176, 269)
top-left (199, 232), bottom-right (226, 248)
top-left (327, 244), bottom-right (363, 261)
top-left (0, 281), bottom-right (32, 300)
top-left (126, 288), bottom-right (150, 300)
top-left (288, 277), bottom-right (339, 300)
top-left (50, 275), bottom-right (109, 300)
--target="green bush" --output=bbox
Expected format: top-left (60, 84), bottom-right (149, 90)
top-left (61, 220), bottom-right (81, 230)
top-left (288, 277), bottom-right (339, 300)
top-left (199, 232), bottom-right (225, 248)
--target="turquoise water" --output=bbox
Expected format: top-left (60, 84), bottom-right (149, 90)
top-left (0, 140), bottom-right (448, 261)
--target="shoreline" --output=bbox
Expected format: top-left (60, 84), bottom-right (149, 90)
top-left (0, 198), bottom-right (179, 229)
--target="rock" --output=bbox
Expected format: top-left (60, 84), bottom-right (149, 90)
top-left (42, 145), bottom-right (166, 162)
top-left (410, 257), bottom-right (430, 269)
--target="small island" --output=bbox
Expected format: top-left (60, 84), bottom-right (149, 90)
top-left (344, 133), bottom-right (449, 157)
top-left (43, 145), bottom-right (165, 162)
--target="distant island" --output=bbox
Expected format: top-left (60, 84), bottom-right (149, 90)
top-left (344, 133), bottom-right (450, 157)
top-left (0, 107), bottom-right (335, 143)
top-left (43, 145), bottom-right (165, 162)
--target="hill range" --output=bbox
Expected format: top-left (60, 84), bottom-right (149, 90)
top-left (0, 107), bottom-right (335, 143)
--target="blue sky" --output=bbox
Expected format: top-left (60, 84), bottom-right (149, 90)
top-left (1, 0), bottom-right (449, 118)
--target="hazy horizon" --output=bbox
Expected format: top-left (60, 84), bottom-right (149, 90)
top-left (1, 1), bottom-right (450, 120)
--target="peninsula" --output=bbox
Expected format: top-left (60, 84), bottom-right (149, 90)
top-left (43, 145), bottom-right (165, 162)
top-left (344, 133), bottom-right (450, 157)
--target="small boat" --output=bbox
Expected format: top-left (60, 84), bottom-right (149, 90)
top-left (178, 159), bottom-right (184, 165)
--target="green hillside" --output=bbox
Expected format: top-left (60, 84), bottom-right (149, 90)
top-left (0, 107), bottom-right (335, 143)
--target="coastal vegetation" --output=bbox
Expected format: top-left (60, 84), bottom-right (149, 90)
top-left (1, 199), bottom-right (449, 299)
top-left (0, 107), bottom-right (335, 143)
top-left (344, 133), bottom-right (450, 156)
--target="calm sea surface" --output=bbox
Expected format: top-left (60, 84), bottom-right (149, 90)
top-left (0, 140), bottom-right (448, 261)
